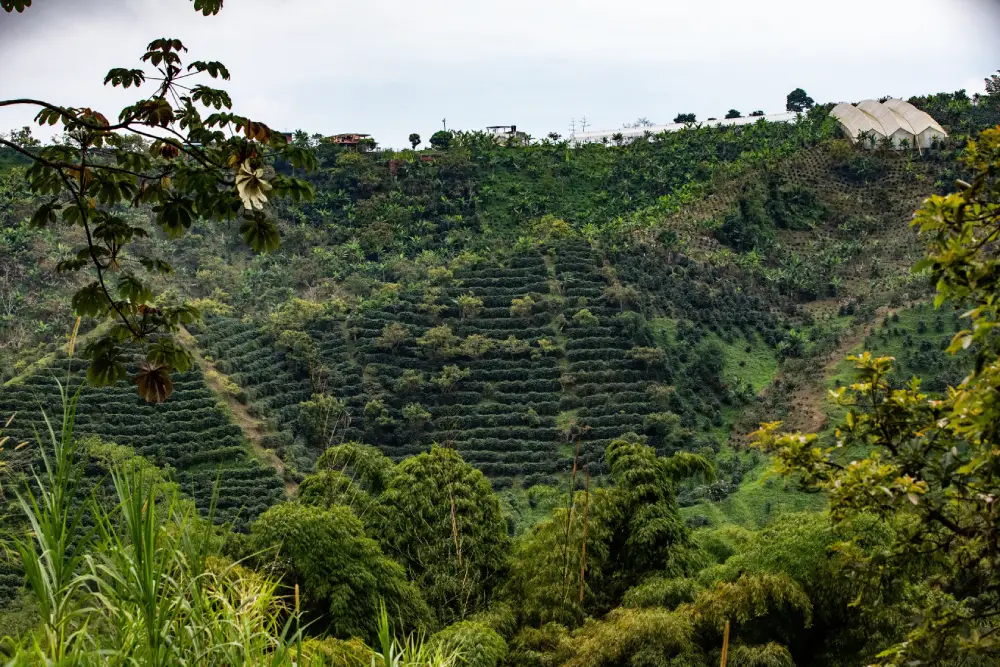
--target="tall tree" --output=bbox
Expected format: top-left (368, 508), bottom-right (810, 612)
top-left (376, 446), bottom-right (510, 624)
top-left (408, 133), bottom-right (421, 149)
top-left (430, 130), bottom-right (452, 149)
top-left (250, 502), bottom-right (432, 639)
top-left (0, 3), bottom-right (315, 401)
top-left (785, 88), bottom-right (815, 112)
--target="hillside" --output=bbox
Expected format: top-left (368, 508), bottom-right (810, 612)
top-left (3, 72), bottom-right (1000, 665)
top-left (0, 116), bottom-right (965, 522)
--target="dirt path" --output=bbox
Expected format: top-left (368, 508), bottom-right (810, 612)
top-left (177, 327), bottom-right (297, 496)
top-left (781, 302), bottom-right (914, 434)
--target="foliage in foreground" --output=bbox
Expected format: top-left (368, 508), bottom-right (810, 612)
top-left (0, 387), bottom-right (461, 666)
top-left (755, 127), bottom-right (1000, 664)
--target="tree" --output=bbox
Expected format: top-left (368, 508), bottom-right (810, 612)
top-left (375, 321), bottom-right (411, 352)
top-left (1, 125), bottom-right (40, 148)
top-left (458, 334), bottom-right (493, 359)
top-left (417, 324), bottom-right (458, 358)
top-left (0, 13), bottom-right (316, 401)
top-left (363, 398), bottom-right (393, 430)
top-left (509, 295), bottom-right (535, 318)
top-left (785, 88), bottom-right (815, 112)
top-left (603, 438), bottom-right (712, 590)
top-left (715, 183), bottom-right (776, 252)
top-left (408, 133), bottom-right (421, 149)
top-left (985, 70), bottom-right (1000, 96)
top-left (752, 128), bottom-right (1000, 665)
top-left (726, 109), bottom-right (742, 119)
top-left (455, 292), bottom-right (483, 319)
top-left (377, 446), bottom-right (510, 624)
top-left (402, 402), bottom-right (431, 433)
top-left (603, 281), bottom-right (639, 312)
top-left (547, 132), bottom-right (562, 141)
top-left (394, 369), bottom-right (426, 394)
top-left (673, 113), bottom-right (697, 124)
top-left (572, 308), bottom-right (599, 328)
top-left (430, 130), bottom-right (452, 150)
top-left (431, 365), bottom-right (470, 392)
top-left (750, 110), bottom-right (765, 117)
top-left (277, 329), bottom-right (325, 393)
top-left (297, 393), bottom-right (349, 448)
top-left (250, 503), bottom-right (431, 639)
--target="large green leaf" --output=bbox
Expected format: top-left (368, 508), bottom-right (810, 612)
top-left (153, 197), bottom-right (195, 238)
top-left (72, 282), bottom-right (109, 318)
top-left (84, 338), bottom-right (127, 387)
top-left (240, 215), bottom-right (281, 253)
top-left (117, 273), bottom-right (152, 303)
top-left (103, 68), bottom-right (145, 89)
top-left (146, 338), bottom-right (193, 373)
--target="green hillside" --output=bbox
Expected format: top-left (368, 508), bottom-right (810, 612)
top-left (3, 75), bottom-right (1000, 665)
top-left (1, 110), bottom-right (971, 503)
top-left (0, 358), bottom-right (283, 530)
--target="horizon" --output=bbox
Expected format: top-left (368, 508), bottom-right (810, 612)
top-left (2, 0), bottom-right (999, 149)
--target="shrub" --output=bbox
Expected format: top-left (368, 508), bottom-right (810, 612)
top-left (572, 309), bottom-right (599, 328)
top-left (430, 621), bottom-right (507, 667)
top-left (418, 325), bottom-right (460, 358)
top-left (510, 295), bottom-right (536, 317)
top-left (375, 322), bottom-right (411, 351)
top-left (431, 366), bottom-right (471, 392)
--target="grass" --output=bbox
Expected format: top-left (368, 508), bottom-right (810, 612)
top-left (681, 466), bottom-right (827, 530)
top-left (650, 316), bottom-right (778, 393)
top-left (719, 333), bottom-right (778, 394)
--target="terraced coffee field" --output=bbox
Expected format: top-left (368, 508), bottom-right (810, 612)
top-left (0, 358), bottom-right (283, 530)
top-left (193, 241), bottom-right (749, 488)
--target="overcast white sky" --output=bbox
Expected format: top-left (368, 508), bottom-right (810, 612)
top-left (2, 0), bottom-right (999, 148)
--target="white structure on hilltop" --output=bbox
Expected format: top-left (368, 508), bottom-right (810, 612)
top-left (830, 99), bottom-right (947, 149)
top-left (486, 125), bottom-right (529, 144)
top-left (567, 112), bottom-right (799, 146)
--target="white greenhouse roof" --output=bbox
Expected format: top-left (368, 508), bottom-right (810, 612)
top-left (568, 112), bottom-right (799, 145)
top-left (882, 98), bottom-right (947, 136)
top-left (829, 103), bottom-right (884, 140)
top-left (831, 98), bottom-right (947, 148)
top-left (857, 99), bottom-right (912, 137)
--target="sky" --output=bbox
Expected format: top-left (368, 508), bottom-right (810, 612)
top-left (1, 0), bottom-right (999, 149)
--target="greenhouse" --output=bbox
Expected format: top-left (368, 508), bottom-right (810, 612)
top-left (830, 98), bottom-right (947, 149)
top-left (568, 111), bottom-right (798, 146)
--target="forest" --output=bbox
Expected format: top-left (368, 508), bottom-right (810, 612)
top-left (3, 2), bottom-right (1000, 664)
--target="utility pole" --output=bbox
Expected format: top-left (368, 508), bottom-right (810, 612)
top-left (569, 118), bottom-right (576, 135)
top-left (579, 116), bottom-right (589, 133)
top-left (442, 118), bottom-right (447, 131)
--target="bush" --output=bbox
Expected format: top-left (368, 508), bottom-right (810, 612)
top-left (572, 309), bottom-right (599, 327)
top-left (430, 621), bottom-right (508, 667)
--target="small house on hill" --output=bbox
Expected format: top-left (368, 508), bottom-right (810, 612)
top-left (325, 133), bottom-right (371, 147)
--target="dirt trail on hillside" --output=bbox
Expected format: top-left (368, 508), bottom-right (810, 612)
top-left (782, 303), bottom-right (913, 434)
top-left (177, 327), bottom-right (296, 496)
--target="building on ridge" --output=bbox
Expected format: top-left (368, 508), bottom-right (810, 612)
top-left (567, 112), bottom-right (799, 146)
top-left (325, 133), bottom-right (371, 147)
top-left (830, 99), bottom-right (947, 149)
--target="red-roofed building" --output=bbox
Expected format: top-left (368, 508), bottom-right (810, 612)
top-left (326, 133), bottom-right (371, 146)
